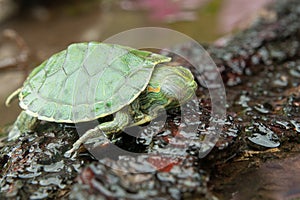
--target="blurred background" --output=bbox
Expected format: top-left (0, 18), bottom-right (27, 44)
top-left (0, 0), bottom-right (273, 126)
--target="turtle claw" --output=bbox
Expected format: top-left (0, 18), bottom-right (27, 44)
top-left (64, 147), bottom-right (78, 158)
top-left (64, 141), bottom-right (82, 158)
top-left (63, 150), bottom-right (72, 158)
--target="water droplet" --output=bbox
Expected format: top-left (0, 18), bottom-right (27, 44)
top-left (237, 94), bottom-right (251, 108)
top-left (247, 122), bottom-right (280, 148)
top-left (254, 104), bottom-right (270, 114)
top-left (248, 133), bottom-right (280, 148)
top-left (290, 120), bottom-right (300, 133)
top-left (275, 120), bottom-right (290, 130)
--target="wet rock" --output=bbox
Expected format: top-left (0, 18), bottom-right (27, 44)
top-left (0, 102), bottom-right (215, 199)
top-left (70, 156), bottom-right (211, 200)
top-left (0, 126), bottom-right (84, 199)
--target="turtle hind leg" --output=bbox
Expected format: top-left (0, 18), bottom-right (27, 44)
top-left (8, 111), bottom-right (38, 141)
top-left (65, 110), bottom-right (130, 157)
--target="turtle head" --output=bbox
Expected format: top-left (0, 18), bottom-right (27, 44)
top-left (157, 65), bottom-right (197, 107)
top-left (139, 65), bottom-right (197, 113)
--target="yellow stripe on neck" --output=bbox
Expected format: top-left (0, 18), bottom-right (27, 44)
top-left (147, 86), bottom-right (160, 93)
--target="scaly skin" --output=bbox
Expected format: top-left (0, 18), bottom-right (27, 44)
top-left (7, 111), bottom-right (38, 141)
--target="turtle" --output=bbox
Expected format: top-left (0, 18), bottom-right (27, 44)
top-left (6, 42), bottom-right (197, 156)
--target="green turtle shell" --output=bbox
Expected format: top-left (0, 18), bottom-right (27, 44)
top-left (19, 42), bottom-right (171, 123)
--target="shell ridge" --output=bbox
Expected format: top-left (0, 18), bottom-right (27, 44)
top-left (61, 46), bottom-right (68, 76)
top-left (71, 43), bottom-right (90, 121)
top-left (37, 58), bottom-right (54, 95)
top-left (107, 44), bottom-right (116, 66)
top-left (55, 49), bottom-right (71, 108)
top-left (72, 42), bottom-right (90, 106)
top-left (84, 43), bottom-right (97, 120)
top-left (81, 43), bottom-right (94, 77)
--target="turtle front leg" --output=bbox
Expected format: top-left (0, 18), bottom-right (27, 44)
top-left (131, 104), bottom-right (166, 127)
top-left (65, 109), bottom-right (130, 157)
top-left (8, 111), bottom-right (38, 141)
